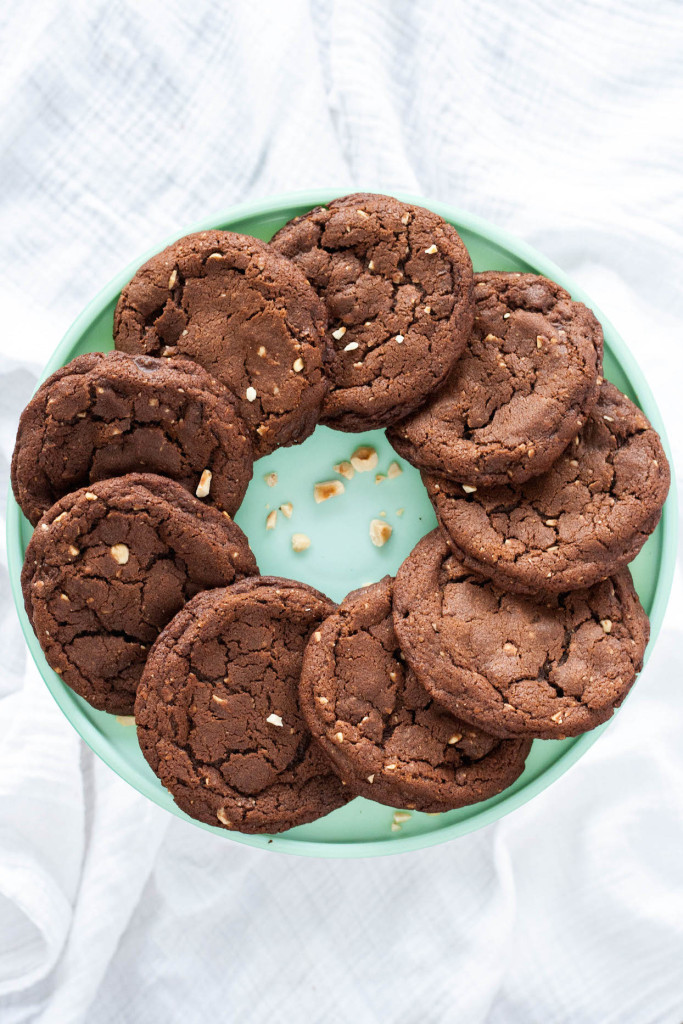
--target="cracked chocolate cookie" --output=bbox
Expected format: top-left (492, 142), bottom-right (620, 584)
top-left (300, 576), bottom-right (531, 812)
top-left (113, 230), bottom-right (330, 457)
top-left (11, 351), bottom-right (253, 526)
top-left (388, 272), bottom-right (603, 486)
top-left (21, 474), bottom-right (258, 715)
top-left (135, 577), bottom-right (348, 834)
top-left (271, 193), bottom-right (473, 431)
top-left (393, 530), bottom-right (649, 739)
top-left (424, 382), bottom-right (670, 595)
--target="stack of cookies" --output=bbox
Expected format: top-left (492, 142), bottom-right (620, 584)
top-left (12, 193), bottom-right (670, 835)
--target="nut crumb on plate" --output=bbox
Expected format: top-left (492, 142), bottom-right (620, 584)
top-left (369, 519), bottom-right (392, 547)
top-left (351, 446), bottom-right (378, 472)
top-left (314, 480), bottom-right (345, 503)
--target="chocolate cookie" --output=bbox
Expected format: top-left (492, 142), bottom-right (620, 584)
top-left (114, 230), bottom-right (329, 456)
top-left (388, 272), bottom-right (603, 485)
top-left (424, 382), bottom-right (670, 595)
top-left (271, 193), bottom-right (473, 431)
top-left (393, 530), bottom-right (649, 739)
top-left (135, 577), bottom-right (348, 834)
top-left (11, 351), bottom-right (253, 526)
top-left (300, 577), bottom-right (531, 812)
top-left (21, 474), bottom-right (258, 715)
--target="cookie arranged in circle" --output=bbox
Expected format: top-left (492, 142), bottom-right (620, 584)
top-left (393, 530), bottom-right (649, 739)
top-left (300, 576), bottom-right (531, 812)
top-left (114, 230), bottom-right (330, 457)
top-left (271, 193), bottom-right (473, 431)
top-left (424, 382), bottom-right (670, 595)
top-left (11, 351), bottom-right (253, 526)
top-left (21, 474), bottom-right (258, 715)
top-left (135, 577), bottom-right (348, 834)
top-left (388, 272), bottom-right (603, 486)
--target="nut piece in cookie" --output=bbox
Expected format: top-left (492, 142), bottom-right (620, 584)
top-left (113, 230), bottom-right (330, 457)
top-left (392, 530), bottom-right (650, 739)
top-left (135, 577), bottom-right (348, 834)
top-left (11, 351), bottom-right (253, 525)
top-left (424, 382), bottom-right (670, 596)
top-left (21, 474), bottom-right (258, 715)
top-left (271, 193), bottom-right (474, 431)
top-left (299, 576), bottom-right (531, 812)
top-left (388, 272), bottom-right (604, 486)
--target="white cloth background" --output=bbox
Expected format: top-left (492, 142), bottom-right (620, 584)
top-left (1, 2), bottom-right (682, 1021)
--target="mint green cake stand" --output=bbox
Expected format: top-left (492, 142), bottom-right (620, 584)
top-left (7, 190), bottom-right (677, 857)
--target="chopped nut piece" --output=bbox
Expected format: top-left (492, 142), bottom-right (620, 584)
top-left (212, 694), bottom-right (228, 705)
top-left (195, 469), bottom-right (212, 498)
top-left (368, 260), bottom-right (375, 271)
top-left (266, 510), bottom-right (277, 530)
top-left (207, 252), bottom-right (224, 262)
top-left (462, 484), bottom-right (477, 494)
top-left (279, 502), bottom-right (293, 518)
top-left (369, 519), bottom-right (392, 547)
top-left (447, 734), bottom-right (462, 745)
top-left (168, 269), bottom-right (178, 289)
top-left (334, 731), bottom-right (344, 743)
top-left (396, 507), bottom-right (405, 517)
top-left (393, 811), bottom-right (412, 824)
top-left (266, 713), bottom-right (283, 727)
top-left (257, 345), bottom-right (267, 357)
top-left (503, 642), bottom-right (517, 655)
top-left (367, 774), bottom-right (375, 784)
top-left (550, 711), bottom-right (564, 724)
top-left (332, 326), bottom-right (347, 340)
top-left (316, 695), bottom-right (329, 705)
top-left (395, 334), bottom-right (404, 344)
top-left (68, 544), bottom-right (79, 556)
top-left (293, 357), bottom-right (304, 372)
top-left (400, 212), bottom-right (411, 225)
top-left (545, 518), bottom-right (558, 527)
top-left (256, 424), bottom-right (269, 436)
top-left (546, 545), bottom-right (559, 553)
top-left (387, 461), bottom-right (402, 479)
top-left (115, 715), bottom-right (136, 727)
top-left (85, 491), bottom-right (98, 500)
top-left (357, 209), bottom-right (370, 219)
top-left (245, 386), bottom-right (257, 402)
top-left (216, 808), bottom-right (232, 826)
top-left (350, 446), bottom-right (378, 472)
top-left (603, 415), bottom-right (614, 422)
top-left (291, 533), bottom-right (310, 552)
top-left (110, 543), bottom-right (129, 565)
top-left (537, 335), bottom-right (545, 349)
top-left (313, 631), bottom-right (322, 642)
top-left (391, 822), bottom-right (401, 832)
top-left (385, 763), bottom-right (398, 771)
top-left (375, 473), bottom-right (386, 484)
top-left (424, 244), bottom-right (438, 254)
top-left (600, 619), bottom-right (613, 633)
top-left (424, 305), bottom-right (431, 314)
top-left (503, 312), bottom-right (511, 319)
top-left (484, 333), bottom-right (499, 343)
top-left (343, 341), bottom-right (359, 352)
top-left (264, 472), bottom-right (278, 487)
top-left (334, 461), bottom-right (355, 480)
top-left (60, 592), bottom-right (70, 602)
top-left (314, 480), bottom-right (345, 503)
